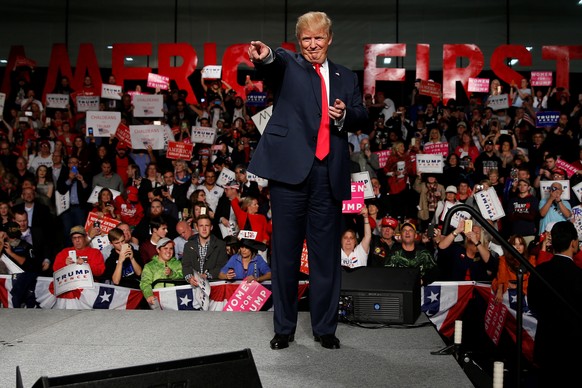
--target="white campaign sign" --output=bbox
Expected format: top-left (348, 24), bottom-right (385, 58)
top-left (217, 168), bottom-right (236, 187)
top-left (251, 106), bottom-right (272, 135)
top-left (246, 172), bottom-right (268, 187)
top-left (190, 126), bottom-right (217, 145)
top-left (474, 188), bottom-right (505, 221)
top-left (540, 180), bottom-right (570, 200)
top-left (486, 94), bottom-right (510, 110)
top-left (53, 263), bottom-right (94, 296)
top-left (101, 83), bottom-right (122, 100)
top-left (86, 111), bottom-right (121, 138)
top-left (350, 171), bottom-right (374, 199)
top-left (201, 65), bottom-right (222, 79)
top-left (133, 94), bottom-right (164, 117)
top-left (238, 230), bottom-right (258, 240)
top-left (416, 154), bottom-right (444, 173)
top-left (76, 95), bottom-right (100, 112)
top-left (130, 125), bottom-right (171, 150)
top-left (573, 181), bottom-right (582, 202)
top-left (46, 93), bottom-right (69, 109)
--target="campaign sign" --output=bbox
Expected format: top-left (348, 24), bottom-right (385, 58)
top-left (540, 180), bottom-right (570, 200)
top-left (101, 83), bottom-right (122, 100)
top-left (246, 92), bottom-right (268, 107)
top-left (300, 240), bottom-right (309, 275)
top-left (166, 141), bottom-right (194, 160)
top-left (115, 123), bottom-right (132, 148)
top-left (53, 264), bottom-right (94, 296)
top-left (191, 126), bottom-right (216, 145)
top-left (572, 205), bottom-right (582, 240)
top-left (201, 65), bottom-right (222, 79)
top-left (416, 154), bottom-right (444, 174)
top-left (555, 158), bottom-right (579, 178)
top-left (535, 111), bottom-right (560, 128)
top-left (251, 105), bottom-right (272, 135)
top-left (87, 186), bottom-right (121, 204)
top-left (418, 80), bottom-right (442, 98)
top-left (350, 171), bottom-right (374, 199)
top-left (127, 91), bottom-right (144, 102)
top-left (468, 78), bottom-right (490, 93)
top-left (374, 149), bottom-right (392, 168)
top-left (76, 95), bottom-right (100, 112)
top-left (342, 182), bottom-right (365, 214)
top-left (0, 92), bottom-right (5, 113)
top-left (484, 294), bottom-right (508, 346)
top-left (573, 182), bottom-right (582, 202)
top-left (133, 94), bottom-right (164, 117)
top-left (531, 71), bottom-right (553, 86)
top-left (246, 172), bottom-right (268, 188)
top-left (86, 111), bottom-right (121, 138)
top-left (146, 73), bottom-right (170, 90)
top-left (217, 167), bottom-right (236, 187)
top-left (130, 125), bottom-right (167, 150)
top-left (422, 142), bottom-right (449, 157)
top-left (487, 94), bottom-right (510, 110)
top-left (46, 93), bottom-right (69, 109)
top-left (238, 230), bottom-right (258, 240)
top-left (474, 187), bottom-right (505, 221)
top-left (83, 211), bottom-right (121, 234)
top-left (55, 191), bottom-right (70, 216)
top-left (223, 280), bottom-right (272, 312)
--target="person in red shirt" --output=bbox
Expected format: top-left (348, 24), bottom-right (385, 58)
top-left (53, 225), bottom-right (105, 298)
top-left (114, 186), bottom-right (144, 227)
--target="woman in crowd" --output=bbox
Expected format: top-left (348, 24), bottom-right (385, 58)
top-left (218, 239), bottom-right (271, 283)
top-left (492, 235), bottom-right (536, 304)
top-left (173, 159), bottom-right (191, 185)
top-left (92, 187), bottom-right (120, 221)
top-left (138, 162), bottom-right (162, 207)
top-left (35, 165), bottom-right (54, 201)
top-left (139, 238), bottom-right (183, 307)
top-left (103, 227), bottom-right (143, 289)
top-left (126, 162), bottom-right (142, 189)
top-left (0, 201), bottom-right (14, 230)
top-left (437, 219), bottom-right (499, 281)
top-left (231, 195), bottom-right (270, 246)
top-left (340, 207), bottom-right (372, 268)
top-left (454, 130), bottom-right (480, 162)
top-left (70, 135), bottom-right (93, 175)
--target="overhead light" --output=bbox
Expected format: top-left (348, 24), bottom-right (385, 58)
top-left (125, 57), bottom-right (134, 62)
top-left (526, 46), bottom-right (533, 51)
top-left (383, 58), bottom-right (392, 65)
top-left (579, 0), bottom-right (582, 5)
top-left (0, 59), bottom-right (7, 64)
top-left (509, 59), bottom-right (519, 66)
top-left (107, 45), bottom-right (113, 49)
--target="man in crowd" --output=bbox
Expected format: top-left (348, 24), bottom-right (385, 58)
top-left (368, 216), bottom-right (401, 267)
top-left (174, 220), bottom-right (195, 260)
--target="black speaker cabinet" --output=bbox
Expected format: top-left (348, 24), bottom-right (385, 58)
top-left (25, 348), bottom-right (262, 388)
top-left (340, 267), bottom-right (421, 324)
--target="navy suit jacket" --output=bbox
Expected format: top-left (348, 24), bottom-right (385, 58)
top-left (248, 48), bottom-right (368, 201)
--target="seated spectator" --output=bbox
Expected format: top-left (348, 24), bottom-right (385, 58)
top-left (218, 238), bottom-right (271, 283)
top-left (139, 238), bottom-right (184, 307)
top-left (386, 220), bottom-right (437, 285)
top-left (174, 220), bottom-right (195, 260)
top-left (91, 187), bottom-right (120, 221)
top-left (231, 195), bottom-right (269, 245)
top-left (0, 201), bottom-right (14, 230)
top-left (368, 216), bottom-right (401, 267)
top-left (340, 207), bottom-right (372, 268)
top-left (102, 227), bottom-right (143, 289)
top-left (53, 226), bottom-right (105, 298)
top-left (100, 222), bottom-right (139, 259)
top-left (182, 215), bottom-right (228, 284)
top-left (114, 186), bottom-right (144, 227)
top-left (492, 235), bottom-right (536, 304)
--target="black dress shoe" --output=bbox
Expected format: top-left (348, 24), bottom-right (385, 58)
top-left (270, 334), bottom-right (294, 350)
top-left (314, 334), bottom-right (340, 349)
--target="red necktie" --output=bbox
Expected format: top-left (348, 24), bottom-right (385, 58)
top-left (314, 63), bottom-right (330, 160)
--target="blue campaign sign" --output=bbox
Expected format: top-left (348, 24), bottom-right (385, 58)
top-left (246, 92), bottom-right (267, 107)
top-left (535, 111), bottom-right (560, 128)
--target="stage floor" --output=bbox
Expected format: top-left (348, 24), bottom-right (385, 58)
top-left (0, 310), bottom-right (473, 387)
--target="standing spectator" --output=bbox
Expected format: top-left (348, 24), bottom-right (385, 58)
top-left (350, 138), bottom-right (380, 179)
top-left (538, 182), bottom-right (572, 235)
top-left (492, 235), bottom-right (536, 304)
top-left (413, 172), bottom-right (445, 232)
top-left (138, 217), bottom-right (169, 265)
top-left (507, 179), bottom-right (539, 246)
top-left (92, 160), bottom-right (124, 193)
top-left (140, 238), bottom-right (184, 307)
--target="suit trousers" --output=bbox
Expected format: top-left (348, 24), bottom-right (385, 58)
top-left (269, 158), bottom-right (342, 336)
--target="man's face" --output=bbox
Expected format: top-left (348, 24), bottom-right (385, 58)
top-left (518, 181), bottom-right (530, 194)
top-left (101, 163), bottom-right (112, 175)
top-left (154, 225), bottom-right (168, 238)
top-left (71, 234), bottom-right (86, 250)
top-left (401, 226), bottom-right (416, 244)
top-left (150, 201), bottom-right (163, 216)
top-left (22, 188), bottom-right (35, 203)
top-left (235, 169), bottom-right (247, 183)
top-left (0, 142), bottom-right (9, 155)
top-left (204, 172), bottom-right (216, 185)
top-left (52, 152), bottom-right (62, 164)
top-left (196, 219), bottom-right (212, 239)
top-left (545, 158), bottom-right (556, 170)
top-left (163, 172), bottom-right (174, 186)
top-left (14, 213), bottom-right (28, 232)
top-left (177, 222), bottom-right (193, 240)
top-left (298, 26), bottom-right (332, 64)
top-left (381, 226), bottom-right (394, 240)
top-left (118, 224), bottom-right (132, 242)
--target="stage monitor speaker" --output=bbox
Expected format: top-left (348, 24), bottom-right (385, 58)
top-left (340, 267), bottom-right (421, 324)
top-left (24, 348), bottom-right (262, 388)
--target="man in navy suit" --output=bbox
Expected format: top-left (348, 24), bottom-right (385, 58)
top-left (248, 11), bottom-right (368, 350)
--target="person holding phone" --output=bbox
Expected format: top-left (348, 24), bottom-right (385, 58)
top-left (103, 227), bottom-right (143, 288)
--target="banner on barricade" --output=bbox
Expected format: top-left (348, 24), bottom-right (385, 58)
top-left (53, 264), bottom-right (94, 296)
top-left (223, 281), bottom-right (272, 312)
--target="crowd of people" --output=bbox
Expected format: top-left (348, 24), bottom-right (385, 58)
top-left (1, 68), bottom-right (582, 312)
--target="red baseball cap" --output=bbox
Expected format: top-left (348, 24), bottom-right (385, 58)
top-left (127, 186), bottom-right (139, 202)
top-left (381, 217), bottom-right (398, 229)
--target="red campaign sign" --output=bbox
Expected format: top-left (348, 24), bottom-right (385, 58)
top-left (374, 149), bottom-right (392, 168)
top-left (422, 142), bottom-right (449, 157)
top-left (166, 141), bottom-right (194, 160)
top-left (418, 80), bottom-right (442, 99)
top-left (484, 295), bottom-right (508, 346)
top-left (530, 71), bottom-right (553, 86)
top-left (115, 123), bottom-right (132, 148)
top-left (556, 158), bottom-right (579, 178)
top-left (147, 73), bottom-right (170, 90)
top-left (468, 77), bottom-right (490, 93)
top-left (84, 212), bottom-right (121, 235)
top-left (300, 239), bottom-right (309, 275)
top-left (222, 281), bottom-right (272, 312)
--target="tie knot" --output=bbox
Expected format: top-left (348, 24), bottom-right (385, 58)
top-left (314, 63), bottom-right (322, 73)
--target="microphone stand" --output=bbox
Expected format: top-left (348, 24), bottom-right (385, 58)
top-left (514, 265), bottom-right (525, 387)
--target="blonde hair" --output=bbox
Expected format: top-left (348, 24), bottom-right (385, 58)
top-left (296, 11), bottom-right (332, 40)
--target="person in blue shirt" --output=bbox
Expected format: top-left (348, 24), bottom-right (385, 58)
top-left (219, 239), bottom-right (271, 283)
